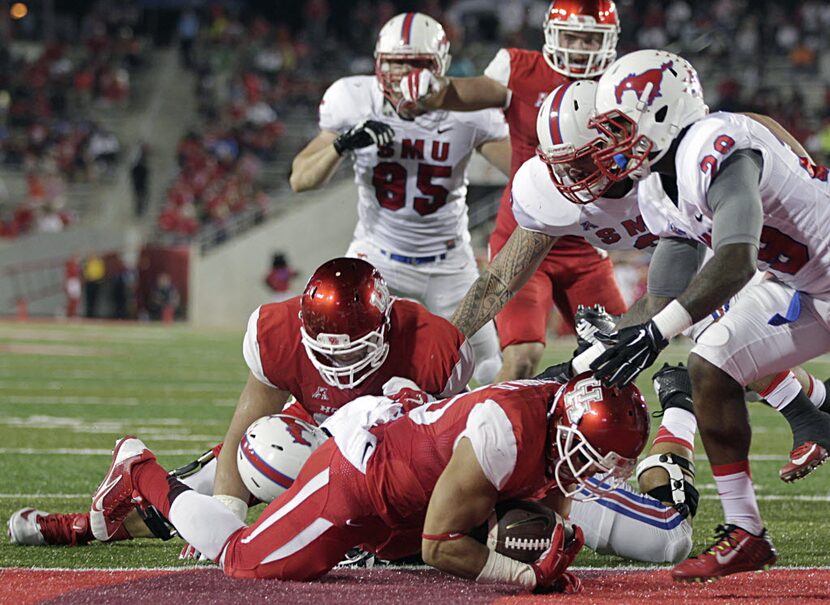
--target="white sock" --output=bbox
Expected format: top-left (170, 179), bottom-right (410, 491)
top-left (760, 372), bottom-right (801, 411)
top-left (653, 408), bottom-right (697, 451)
top-left (168, 490), bottom-right (246, 560)
top-left (807, 374), bottom-right (827, 409)
top-left (711, 461), bottom-right (763, 535)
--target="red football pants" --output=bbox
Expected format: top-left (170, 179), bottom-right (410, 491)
top-left (220, 440), bottom-right (394, 580)
top-left (495, 248), bottom-right (626, 348)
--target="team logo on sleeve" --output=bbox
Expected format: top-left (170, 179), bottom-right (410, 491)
top-left (614, 61), bottom-right (674, 106)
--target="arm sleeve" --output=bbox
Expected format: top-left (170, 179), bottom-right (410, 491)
top-left (458, 401), bottom-right (518, 490)
top-left (472, 109), bottom-right (509, 148)
top-left (707, 149), bottom-right (764, 251)
top-left (647, 238), bottom-right (706, 298)
top-left (241, 306), bottom-right (278, 388)
top-left (318, 78), bottom-right (354, 133)
top-left (483, 48), bottom-right (511, 87)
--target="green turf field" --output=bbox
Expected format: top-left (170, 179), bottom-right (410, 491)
top-left (0, 321), bottom-right (828, 569)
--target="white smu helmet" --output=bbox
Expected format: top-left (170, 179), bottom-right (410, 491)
top-left (374, 12), bottom-right (451, 104)
top-left (237, 415), bottom-right (327, 502)
top-left (536, 81), bottom-right (612, 204)
top-left (590, 49), bottom-right (708, 181)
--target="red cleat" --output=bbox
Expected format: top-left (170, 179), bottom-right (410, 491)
top-left (8, 508), bottom-right (95, 546)
top-left (779, 441), bottom-right (829, 482)
top-left (90, 437), bottom-right (155, 541)
top-left (672, 524), bottom-right (778, 582)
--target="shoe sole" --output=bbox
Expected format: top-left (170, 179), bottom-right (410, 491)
top-left (780, 450), bottom-right (829, 483)
top-left (89, 437), bottom-right (146, 541)
top-left (672, 558), bottom-right (778, 583)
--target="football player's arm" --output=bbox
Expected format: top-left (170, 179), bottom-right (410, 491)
top-left (289, 130), bottom-right (341, 192)
top-left (213, 372), bottom-right (291, 506)
top-left (451, 227), bottom-right (555, 338)
top-left (421, 437), bottom-right (499, 578)
top-left (613, 238), bottom-right (705, 330)
top-left (477, 137), bottom-right (512, 177)
top-left (667, 150), bottom-right (763, 329)
top-left (419, 75), bottom-right (510, 112)
top-left (742, 112), bottom-right (811, 160)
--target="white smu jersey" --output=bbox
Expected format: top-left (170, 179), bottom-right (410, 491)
top-left (319, 75), bottom-right (508, 255)
top-left (511, 155), bottom-right (661, 252)
top-left (638, 112), bottom-right (830, 297)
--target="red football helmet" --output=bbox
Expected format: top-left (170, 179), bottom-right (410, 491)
top-left (548, 372), bottom-right (650, 499)
top-left (543, 0), bottom-right (620, 79)
top-left (300, 258), bottom-right (392, 389)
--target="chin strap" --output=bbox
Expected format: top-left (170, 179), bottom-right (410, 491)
top-left (636, 453), bottom-right (699, 518)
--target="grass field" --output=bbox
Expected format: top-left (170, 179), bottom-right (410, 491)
top-left (1, 319), bottom-right (829, 571)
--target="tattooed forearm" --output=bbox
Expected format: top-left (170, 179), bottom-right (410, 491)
top-left (451, 228), bottom-right (555, 337)
top-left (451, 268), bottom-right (512, 338)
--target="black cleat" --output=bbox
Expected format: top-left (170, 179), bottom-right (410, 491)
top-left (651, 362), bottom-right (694, 416)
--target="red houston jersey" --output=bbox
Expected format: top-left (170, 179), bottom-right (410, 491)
top-left (242, 297), bottom-right (474, 424)
top-left (484, 48), bottom-right (596, 256)
top-left (364, 380), bottom-right (563, 530)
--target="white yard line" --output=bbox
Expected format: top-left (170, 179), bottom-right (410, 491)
top-left (0, 448), bottom-right (206, 456)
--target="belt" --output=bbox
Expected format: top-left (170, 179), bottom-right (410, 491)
top-left (381, 250), bottom-right (448, 265)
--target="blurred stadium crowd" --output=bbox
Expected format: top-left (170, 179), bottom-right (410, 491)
top-left (1, 0), bottom-right (829, 318)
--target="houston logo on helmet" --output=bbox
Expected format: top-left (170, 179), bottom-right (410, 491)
top-left (614, 61), bottom-right (673, 106)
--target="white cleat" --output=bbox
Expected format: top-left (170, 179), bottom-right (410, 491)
top-left (8, 508), bottom-right (48, 545)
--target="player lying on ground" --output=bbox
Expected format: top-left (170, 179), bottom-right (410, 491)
top-left (8, 256), bottom-right (474, 547)
top-left (398, 0), bottom-right (628, 382)
top-left (9, 362), bottom-right (699, 567)
top-left (451, 80), bottom-right (830, 484)
top-left (86, 376), bottom-right (649, 591)
top-left (556, 49), bottom-right (830, 581)
top-left (290, 12), bottom-right (511, 383)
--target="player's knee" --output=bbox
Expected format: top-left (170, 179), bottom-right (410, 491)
top-left (663, 523), bottom-right (694, 564)
top-left (687, 353), bottom-right (731, 404)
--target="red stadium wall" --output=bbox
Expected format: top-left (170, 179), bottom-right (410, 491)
top-left (137, 245), bottom-right (190, 319)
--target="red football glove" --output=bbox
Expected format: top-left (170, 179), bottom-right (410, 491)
top-left (387, 387), bottom-right (430, 412)
top-left (530, 524), bottom-right (585, 594)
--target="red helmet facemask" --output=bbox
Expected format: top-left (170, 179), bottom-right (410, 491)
top-left (538, 138), bottom-right (614, 205)
top-left (588, 110), bottom-right (654, 183)
top-left (547, 373), bottom-right (650, 500)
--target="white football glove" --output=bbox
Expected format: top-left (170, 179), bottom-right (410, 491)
top-left (399, 68), bottom-right (445, 106)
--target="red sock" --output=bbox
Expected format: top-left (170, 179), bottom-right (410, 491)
top-left (132, 460), bottom-right (190, 519)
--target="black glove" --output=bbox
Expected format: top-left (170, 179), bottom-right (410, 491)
top-left (535, 360), bottom-right (574, 383)
top-left (589, 321), bottom-right (668, 389)
top-left (573, 304), bottom-right (619, 356)
top-left (333, 120), bottom-right (394, 155)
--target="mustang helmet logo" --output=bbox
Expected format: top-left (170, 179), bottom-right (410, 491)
top-left (614, 61), bottom-right (674, 106)
top-left (283, 417), bottom-right (313, 447)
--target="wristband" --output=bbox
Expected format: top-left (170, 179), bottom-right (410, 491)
top-left (213, 494), bottom-right (248, 522)
top-left (572, 342), bottom-right (606, 374)
top-left (651, 300), bottom-right (694, 340)
top-left (475, 548), bottom-right (537, 590)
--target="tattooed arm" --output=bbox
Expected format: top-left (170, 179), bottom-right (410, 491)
top-left (451, 227), bottom-right (556, 338)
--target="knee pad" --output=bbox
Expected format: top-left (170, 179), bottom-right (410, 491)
top-left (637, 453), bottom-right (699, 518)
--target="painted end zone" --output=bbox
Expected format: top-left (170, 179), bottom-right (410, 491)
top-left (1, 567), bottom-right (828, 604)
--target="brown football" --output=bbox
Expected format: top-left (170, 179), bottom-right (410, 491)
top-left (470, 500), bottom-right (572, 563)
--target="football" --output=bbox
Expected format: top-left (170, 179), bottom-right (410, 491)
top-left (470, 500), bottom-right (572, 563)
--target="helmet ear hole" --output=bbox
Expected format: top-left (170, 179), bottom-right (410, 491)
top-left (655, 105), bottom-right (669, 123)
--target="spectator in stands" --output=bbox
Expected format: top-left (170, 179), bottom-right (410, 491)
top-left (178, 9), bottom-right (200, 70)
top-left (264, 252), bottom-right (297, 302)
top-left (82, 253), bottom-right (106, 319)
top-left (130, 142), bottom-right (150, 217)
top-left (148, 272), bottom-right (180, 322)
